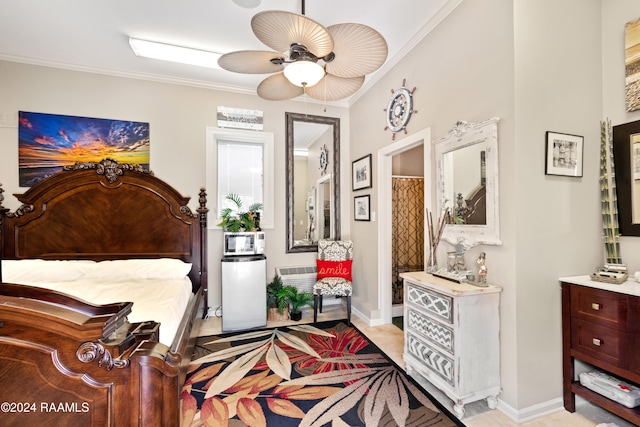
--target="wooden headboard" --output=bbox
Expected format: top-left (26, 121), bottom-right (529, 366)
top-left (464, 185), bottom-right (486, 225)
top-left (0, 159), bottom-right (208, 295)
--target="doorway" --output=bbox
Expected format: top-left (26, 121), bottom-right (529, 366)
top-left (391, 167), bottom-right (424, 318)
top-left (376, 128), bottom-right (431, 326)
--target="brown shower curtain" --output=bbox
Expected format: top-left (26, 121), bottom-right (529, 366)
top-left (392, 177), bottom-right (424, 305)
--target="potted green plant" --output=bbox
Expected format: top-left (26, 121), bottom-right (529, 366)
top-left (218, 193), bottom-right (263, 232)
top-left (266, 274), bottom-right (283, 312)
top-left (266, 275), bottom-right (294, 321)
top-left (286, 288), bottom-right (315, 321)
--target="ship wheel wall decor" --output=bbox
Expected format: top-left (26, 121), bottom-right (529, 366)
top-left (384, 79), bottom-right (417, 140)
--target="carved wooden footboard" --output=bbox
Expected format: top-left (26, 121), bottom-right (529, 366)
top-left (0, 284), bottom-right (181, 426)
top-left (0, 159), bottom-right (209, 426)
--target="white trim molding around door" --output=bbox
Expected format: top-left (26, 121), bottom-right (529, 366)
top-left (376, 128), bottom-right (432, 326)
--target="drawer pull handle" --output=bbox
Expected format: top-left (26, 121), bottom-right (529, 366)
top-left (591, 303), bottom-right (600, 310)
top-left (592, 338), bottom-right (601, 346)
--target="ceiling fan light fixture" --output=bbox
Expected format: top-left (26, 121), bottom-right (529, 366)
top-left (283, 60), bottom-right (325, 87)
top-left (232, 0), bottom-right (261, 8)
top-left (225, 1), bottom-right (387, 101)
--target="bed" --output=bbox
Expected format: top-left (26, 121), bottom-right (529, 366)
top-left (0, 158), bottom-right (208, 426)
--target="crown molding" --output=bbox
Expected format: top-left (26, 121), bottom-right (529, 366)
top-left (0, 53), bottom-right (350, 108)
top-left (347, 0), bottom-right (463, 107)
top-left (0, 53), bottom-right (258, 94)
top-left (0, 0), bottom-right (462, 110)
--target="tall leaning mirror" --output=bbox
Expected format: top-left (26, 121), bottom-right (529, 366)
top-left (286, 112), bottom-right (340, 253)
top-left (434, 117), bottom-right (501, 248)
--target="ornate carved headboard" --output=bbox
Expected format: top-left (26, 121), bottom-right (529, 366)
top-left (0, 159), bottom-right (208, 294)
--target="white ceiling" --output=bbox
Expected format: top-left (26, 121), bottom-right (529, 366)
top-left (0, 0), bottom-right (454, 104)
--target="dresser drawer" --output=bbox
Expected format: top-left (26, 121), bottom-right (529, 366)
top-left (407, 307), bottom-right (454, 354)
top-left (572, 318), bottom-right (630, 368)
top-left (406, 331), bottom-right (455, 386)
top-left (406, 282), bottom-right (453, 324)
top-left (570, 285), bottom-right (630, 331)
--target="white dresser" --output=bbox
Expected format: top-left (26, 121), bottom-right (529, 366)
top-left (401, 271), bottom-right (502, 419)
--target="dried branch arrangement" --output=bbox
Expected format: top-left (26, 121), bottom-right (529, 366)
top-left (427, 208), bottom-right (450, 270)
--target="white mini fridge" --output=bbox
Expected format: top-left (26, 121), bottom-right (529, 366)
top-left (221, 254), bottom-right (267, 332)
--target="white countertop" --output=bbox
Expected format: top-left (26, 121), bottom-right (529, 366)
top-left (560, 275), bottom-right (640, 297)
top-left (401, 271), bottom-right (502, 296)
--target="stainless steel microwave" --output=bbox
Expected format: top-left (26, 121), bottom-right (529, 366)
top-left (223, 231), bottom-right (265, 256)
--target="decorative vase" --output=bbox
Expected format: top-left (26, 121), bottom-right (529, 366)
top-left (267, 307), bottom-right (289, 321)
top-left (290, 311), bottom-right (302, 321)
top-left (600, 119), bottom-right (622, 264)
top-left (426, 246), bottom-right (438, 272)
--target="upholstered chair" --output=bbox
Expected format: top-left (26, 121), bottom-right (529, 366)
top-left (314, 240), bottom-right (353, 325)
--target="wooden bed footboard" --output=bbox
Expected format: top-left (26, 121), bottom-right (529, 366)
top-left (0, 284), bottom-right (183, 426)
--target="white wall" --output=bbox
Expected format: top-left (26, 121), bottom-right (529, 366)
top-left (513, 0), bottom-right (603, 413)
top-left (0, 60), bottom-right (350, 311)
top-left (392, 145), bottom-right (424, 176)
top-left (347, 0), bottom-right (617, 418)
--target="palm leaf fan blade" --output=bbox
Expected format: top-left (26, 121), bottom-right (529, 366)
top-left (218, 50), bottom-right (285, 74)
top-left (305, 74), bottom-right (365, 101)
top-left (251, 11), bottom-right (333, 58)
top-left (257, 73), bottom-right (304, 100)
top-left (325, 23), bottom-right (388, 78)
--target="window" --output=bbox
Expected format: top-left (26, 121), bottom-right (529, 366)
top-left (217, 141), bottom-right (263, 210)
top-left (206, 127), bottom-right (274, 229)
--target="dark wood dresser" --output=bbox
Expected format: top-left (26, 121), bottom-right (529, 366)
top-left (561, 276), bottom-right (640, 425)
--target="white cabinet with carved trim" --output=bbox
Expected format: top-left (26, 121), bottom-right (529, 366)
top-left (401, 271), bottom-right (502, 419)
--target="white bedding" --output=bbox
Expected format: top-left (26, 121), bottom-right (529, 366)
top-left (1, 259), bottom-right (193, 347)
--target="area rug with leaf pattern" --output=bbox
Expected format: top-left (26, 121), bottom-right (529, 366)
top-left (181, 320), bottom-right (465, 427)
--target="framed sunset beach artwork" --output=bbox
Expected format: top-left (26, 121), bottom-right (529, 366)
top-left (18, 111), bottom-right (150, 187)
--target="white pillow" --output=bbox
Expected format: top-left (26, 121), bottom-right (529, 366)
top-left (1, 259), bottom-right (96, 283)
top-left (84, 258), bottom-right (192, 281)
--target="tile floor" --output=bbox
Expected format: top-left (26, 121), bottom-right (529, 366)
top-left (195, 305), bottom-right (634, 427)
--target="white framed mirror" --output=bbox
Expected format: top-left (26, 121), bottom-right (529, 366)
top-left (434, 117), bottom-right (501, 248)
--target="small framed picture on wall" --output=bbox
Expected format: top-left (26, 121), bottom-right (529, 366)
top-left (352, 154), bottom-right (372, 191)
top-left (354, 195), bottom-right (370, 221)
top-left (545, 131), bottom-right (584, 177)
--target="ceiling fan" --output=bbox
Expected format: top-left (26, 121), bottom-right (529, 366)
top-left (218, 0), bottom-right (388, 101)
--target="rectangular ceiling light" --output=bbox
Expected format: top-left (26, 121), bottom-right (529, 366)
top-left (129, 37), bottom-right (221, 69)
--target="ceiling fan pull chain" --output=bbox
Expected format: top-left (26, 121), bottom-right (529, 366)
top-left (303, 84), bottom-right (309, 116)
top-left (323, 78), bottom-right (328, 112)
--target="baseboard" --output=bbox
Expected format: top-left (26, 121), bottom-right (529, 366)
top-left (495, 396), bottom-right (564, 423)
top-left (351, 306), bottom-right (372, 324)
top-left (351, 296), bottom-right (385, 326)
top-left (392, 304), bottom-right (403, 317)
